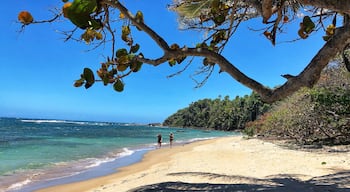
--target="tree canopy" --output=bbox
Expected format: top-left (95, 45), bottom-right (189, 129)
top-left (163, 93), bottom-right (271, 130)
top-left (17, 0), bottom-right (350, 103)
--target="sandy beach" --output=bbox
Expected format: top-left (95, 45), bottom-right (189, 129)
top-left (37, 136), bottom-right (350, 192)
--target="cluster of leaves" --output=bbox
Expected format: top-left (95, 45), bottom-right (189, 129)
top-left (60, 0), bottom-right (106, 45)
top-left (74, 43), bottom-right (143, 91)
top-left (68, 1), bottom-right (145, 91)
top-left (163, 93), bottom-right (271, 131)
top-left (297, 16), bottom-right (315, 39)
top-left (170, 0), bottom-right (237, 51)
top-left (246, 62), bottom-right (350, 145)
top-left (17, 0), bottom-right (350, 103)
top-left (18, 0), bottom-right (148, 92)
top-left (168, 43), bottom-right (187, 67)
top-left (171, 0), bottom-right (338, 46)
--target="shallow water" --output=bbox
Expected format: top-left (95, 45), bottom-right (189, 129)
top-left (0, 117), bottom-right (236, 191)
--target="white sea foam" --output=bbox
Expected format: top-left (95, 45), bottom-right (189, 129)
top-left (118, 148), bottom-right (135, 157)
top-left (188, 137), bottom-right (216, 142)
top-left (20, 119), bottom-right (111, 126)
top-left (84, 158), bottom-right (115, 169)
top-left (85, 148), bottom-right (135, 169)
top-left (21, 119), bottom-right (68, 124)
top-left (7, 179), bottom-right (31, 190)
top-left (173, 137), bottom-right (217, 144)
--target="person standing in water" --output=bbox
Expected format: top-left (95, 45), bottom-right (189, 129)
top-left (169, 132), bottom-right (174, 148)
top-left (157, 134), bottom-right (162, 148)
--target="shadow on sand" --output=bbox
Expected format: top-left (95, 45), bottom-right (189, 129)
top-left (128, 171), bottom-right (350, 192)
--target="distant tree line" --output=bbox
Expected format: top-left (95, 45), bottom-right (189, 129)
top-left (164, 61), bottom-right (349, 146)
top-left (163, 93), bottom-right (271, 131)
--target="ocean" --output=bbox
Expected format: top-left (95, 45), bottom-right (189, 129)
top-left (0, 117), bottom-right (236, 192)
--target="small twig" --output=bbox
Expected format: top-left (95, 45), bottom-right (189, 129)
top-left (167, 56), bottom-right (194, 78)
top-left (191, 65), bottom-right (215, 88)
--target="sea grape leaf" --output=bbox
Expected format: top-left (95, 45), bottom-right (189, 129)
top-left (168, 59), bottom-right (176, 66)
top-left (117, 64), bottom-right (128, 72)
top-left (116, 48), bottom-right (128, 58)
top-left (102, 76), bottom-right (109, 86)
top-left (176, 56), bottom-right (186, 64)
top-left (118, 55), bottom-right (130, 65)
top-left (122, 25), bottom-right (130, 36)
top-left (303, 16), bottom-right (315, 34)
top-left (131, 61), bottom-right (143, 72)
top-left (113, 79), bottom-right (124, 92)
top-left (83, 67), bottom-right (95, 89)
top-left (74, 78), bottom-right (84, 87)
top-left (66, 0), bottom-right (98, 29)
top-left (135, 11), bottom-right (144, 23)
top-left (130, 44), bottom-right (140, 53)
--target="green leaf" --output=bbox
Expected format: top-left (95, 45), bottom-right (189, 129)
top-left (122, 25), bottom-right (130, 37)
top-left (84, 82), bottom-right (93, 89)
top-left (118, 55), bottom-right (130, 65)
top-left (176, 56), bottom-right (186, 64)
top-left (303, 16), bottom-right (315, 34)
top-left (211, 0), bottom-right (220, 13)
top-left (130, 44), bottom-right (140, 53)
top-left (102, 76), bottom-right (109, 86)
top-left (73, 79), bottom-right (84, 87)
top-left (113, 79), bottom-right (124, 92)
top-left (131, 61), bottom-right (143, 72)
top-left (67, 0), bottom-right (98, 29)
top-left (116, 48), bottom-right (128, 58)
top-left (170, 43), bottom-right (180, 50)
top-left (172, 0), bottom-right (213, 18)
top-left (197, 42), bottom-right (208, 48)
top-left (168, 59), bottom-right (176, 66)
top-left (213, 14), bottom-right (225, 25)
top-left (117, 64), bottom-right (128, 72)
top-left (83, 67), bottom-right (95, 87)
top-left (203, 58), bottom-right (209, 66)
top-left (135, 11), bottom-right (144, 23)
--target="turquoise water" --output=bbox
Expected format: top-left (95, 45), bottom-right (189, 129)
top-left (0, 117), bottom-right (236, 191)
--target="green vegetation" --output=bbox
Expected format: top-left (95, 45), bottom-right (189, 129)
top-left (163, 93), bottom-right (271, 131)
top-left (250, 62), bottom-right (350, 145)
top-left (165, 62), bottom-right (349, 146)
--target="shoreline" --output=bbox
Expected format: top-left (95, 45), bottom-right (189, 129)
top-left (37, 136), bottom-right (350, 192)
top-left (7, 137), bottom-right (227, 192)
top-left (10, 149), bottom-right (150, 192)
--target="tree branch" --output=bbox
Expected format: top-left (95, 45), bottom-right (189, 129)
top-left (265, 24), bottom-right (350, 102)
top-left (103, 0), bottom-right (170, 52)
top-left (262, 0), bottom-right (273, 23)
top-left (100, 0), bottom-right (350, 103)
top-left (297, 0), bottom-right (350, 15)
top-left (140, 23), bottom-right (350, 103)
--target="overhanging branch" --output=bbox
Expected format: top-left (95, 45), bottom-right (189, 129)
top-left (297, 0), bottom-right (350, 15)
top-left (100, 0), bottom-right (350, 103)
top-left (103, 0), bottom-right (170, 51)
top-left (264, 24), bottom-right (350, 102)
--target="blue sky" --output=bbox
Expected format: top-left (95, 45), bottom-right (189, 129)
top-left (0, 0), bottom-right (326, 123)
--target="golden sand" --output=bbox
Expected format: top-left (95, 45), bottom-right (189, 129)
top-left (37, 136), bottom-right (350, 192)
